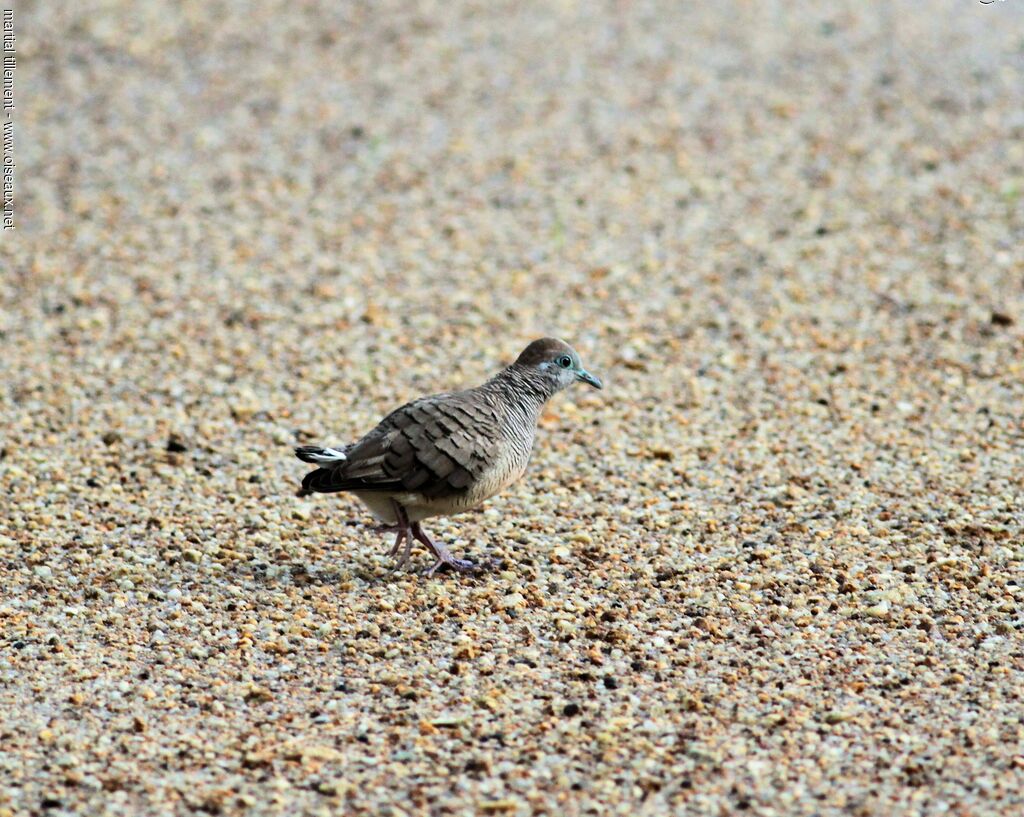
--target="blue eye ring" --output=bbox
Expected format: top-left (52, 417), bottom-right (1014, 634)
top-left (556, 355), bottom-right (572, 369)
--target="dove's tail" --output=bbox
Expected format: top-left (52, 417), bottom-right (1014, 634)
top-left (294, 445), bottom-right (349, 464)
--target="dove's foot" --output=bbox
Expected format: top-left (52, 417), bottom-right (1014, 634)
top-left (411, 522), bottom-right (484, 577)
top-left (379, 501), bottom-right (415, 570)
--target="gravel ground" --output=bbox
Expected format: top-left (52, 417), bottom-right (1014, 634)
top-left (3, 1), bottom-right (1024, 815)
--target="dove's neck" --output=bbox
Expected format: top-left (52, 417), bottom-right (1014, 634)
top-left (489, 365), bottom-right (560, 411)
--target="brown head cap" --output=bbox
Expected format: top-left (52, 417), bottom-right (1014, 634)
top-left (513, 338), bottom-right (576, 367)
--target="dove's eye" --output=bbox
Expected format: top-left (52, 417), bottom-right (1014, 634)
top-left (556, 355), bottom-right (572, 369)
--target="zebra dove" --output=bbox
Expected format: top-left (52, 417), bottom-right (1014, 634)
top-left (295, 338), bottom-right (602, 575)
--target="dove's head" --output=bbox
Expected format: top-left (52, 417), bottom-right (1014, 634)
top-left (513, 337), bottom-right (603, 393)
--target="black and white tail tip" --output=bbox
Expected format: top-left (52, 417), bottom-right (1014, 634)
top-left (295, 445), bottom-right (348, 464)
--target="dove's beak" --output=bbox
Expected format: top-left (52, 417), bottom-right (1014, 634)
top-left (576, 369), bottom-right (603, 390)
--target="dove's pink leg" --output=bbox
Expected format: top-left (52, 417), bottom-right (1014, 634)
top-left (385, 526), bottom-right (404, 557)
top-left (385, 500), bottom-right (416, 571)
top-left (411, 522), bottom-right (480, 576)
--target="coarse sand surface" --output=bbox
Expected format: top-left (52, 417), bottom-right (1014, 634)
top-left (2, 1), bottom-right (1024, 815)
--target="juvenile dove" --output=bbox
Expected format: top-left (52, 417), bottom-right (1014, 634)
top-left (295, 338), bottom-right (602, 575)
